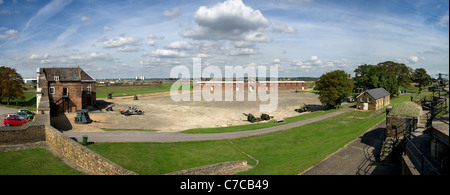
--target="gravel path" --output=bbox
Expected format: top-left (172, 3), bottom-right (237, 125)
top-left (63, 108), bottom-right (353, 142)
top-left (0, 106), bottom-right (20, 118)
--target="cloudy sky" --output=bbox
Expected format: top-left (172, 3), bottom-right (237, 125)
top-left (0, 0), bottom-right (448, 79)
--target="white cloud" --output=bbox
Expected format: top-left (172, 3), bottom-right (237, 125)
top-left (166, 41), bottom-right (192, 50)
top-left (102, 36), bottom-right (142, 48)
top-left (88, 52), bottom-right (113, 61)
top-left (116, 46), bottom-right (139, 52)
top-left (147, 34), bottom-right (164, 40)
top-left (80, 16), bottom-right (91, 25)
top-left (437, 11), bottom-right (449, 27)
top-left (163, 8), bottom-right (180, 18)
top-left (180, 0), bottom-right (271, 42)
top-left (103, 26), bottom-right (114, 31)
top-left (227, 48), bottom-right (258, 56)
top-left (271, 24), bottom-right (297, 33)
top-left (395, 56), bottom-right (421, 64)
top-left (232, 41), bottom-right (255, 48)
top-left (150, 49), bottom-right (187, 58)
top-left (0, 28), bottom-right (19, 40)
top-left (146, 40), bottom-right (156, 46)
top-left (406, 56), bottom-right (419, 63)
top-left (29, 53), bottom-right (51, 60)
top-left (23, 0), bottom-right (73, 32)
top-left (101, 36), bottom-right (142, 52)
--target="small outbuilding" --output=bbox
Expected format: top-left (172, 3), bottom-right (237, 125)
top-left (356, 87), bottom-right (390, 110)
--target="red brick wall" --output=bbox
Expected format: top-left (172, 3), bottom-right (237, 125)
top-left (48, 81), bottom-right (82, 113)
top-left (194, 81), bottom-right (308, 91)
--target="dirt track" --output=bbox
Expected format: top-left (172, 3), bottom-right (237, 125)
top-left (52, 90), bottom-right (323, 132)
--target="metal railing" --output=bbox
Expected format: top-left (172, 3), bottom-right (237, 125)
top-left (403, 135), bottom-right (441, 175)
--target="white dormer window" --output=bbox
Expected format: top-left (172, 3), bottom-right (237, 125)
top-left (87, 84), bottom-right (91, 94)
top-left (54, 76), bottom-right (59, 81)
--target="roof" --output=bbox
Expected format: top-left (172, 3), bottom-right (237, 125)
top-left (43, 67), bottom-right (95, 82)
top-left (357, 88), bottom-right (390, 99)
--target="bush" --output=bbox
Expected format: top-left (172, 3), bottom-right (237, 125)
top-left (390, 101), bottom-right (421, 117)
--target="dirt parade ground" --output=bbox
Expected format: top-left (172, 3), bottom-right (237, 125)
top-left (51, 90), bottom-right (324, 132)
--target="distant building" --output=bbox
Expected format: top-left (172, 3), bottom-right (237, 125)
top-left (194, 80), bottom-right (308, 92)
top-left (356, 88), bottom-right (390, 110)
top-left (37, 67), bottom-right (96, 114)
top-left (23, 78), bottom-right (37, 84)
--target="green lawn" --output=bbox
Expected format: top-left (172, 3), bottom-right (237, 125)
top-left (96, 83), bottom-right (177, 98)
top-left (0, 91), bottom-right (37, 111)
top-left (0, 148), bottom-right (83, 175)
top-left (87, 140), bottom-right (254, 175)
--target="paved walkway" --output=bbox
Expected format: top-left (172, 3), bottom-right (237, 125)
top-left (63, 108), bottom-right (353, 142)
top-left (301, 119), bottom-right (401, 175)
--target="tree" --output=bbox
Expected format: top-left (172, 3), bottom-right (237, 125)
top-left (315, 70), bottom-right (354, 108)
top-left (0, 66), bottom-right (26, 105)
top-left (354, 61), bottom-right (403, 96)
top-left (377, 61), bottom-right (412, 89)
top-left (375, 64), bottom-right (399, 96)
top-left (412, 68), bottom-right (431, 91)
top-left (354, 64), bottom-right (379, 90)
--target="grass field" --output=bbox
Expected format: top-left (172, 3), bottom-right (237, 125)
top-left (96, 83), bottom-right (176, 98)
top-left (0, 148), bottom-right (83, 175)
top-left (0, 91), bottom-right (37, 111)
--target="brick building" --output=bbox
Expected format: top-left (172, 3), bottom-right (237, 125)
top-left (37, 67), bottom-right (96, 114)
top-left (356, 87), bottom-right (390, 110)
top-left (194, 80), bottom-right (308, 92)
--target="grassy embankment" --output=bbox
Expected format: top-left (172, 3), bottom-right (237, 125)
top-left (0, 148), bottom-right (83, 175)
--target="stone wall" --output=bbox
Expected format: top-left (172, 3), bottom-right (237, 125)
top-left (0, 124), bottom-right (45, 146)
top-left (386, 115), bottom-right (416, 138)
top-left (44, 125), bottom-right (136, 175)
top-left (166, 161), bottom-right (250, 175)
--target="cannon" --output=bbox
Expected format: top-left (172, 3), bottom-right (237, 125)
top-left (243, 113), bottom-right (272, 123)
top-left (120, 106), bottom-right (144, 116)
top-left (295, 103), bottom-right (313, 113)
top-left (105, 104), bottom-right (115, 111)
top-left (243, 113), bottom-right (257, 123)
top-left (74, 109), bottom-right (93, 124)
top-left (107, 93), bottom-right (113, 99)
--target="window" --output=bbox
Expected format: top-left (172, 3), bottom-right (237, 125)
top-left (54, 76), bottom-right (59, 81)
top-left (87, 84), bottom-right (91, 94)
top-left (360, 97), bottom-right (364, 103)
top-left (63, 88), bottom-right (68, 96)
top-left (49, 87), bottom-right (55, 94)
top-left (367, 97), bottom-right (372, 103)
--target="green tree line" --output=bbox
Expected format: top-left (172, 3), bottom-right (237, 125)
top-left (315, 61), bottom-right (431, 108)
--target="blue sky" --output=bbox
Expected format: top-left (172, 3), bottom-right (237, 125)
top-left (0, 0), bottom-right (448, 79)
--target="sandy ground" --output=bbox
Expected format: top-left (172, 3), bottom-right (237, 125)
top-left (51, 90), bottom-right (323, 132)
